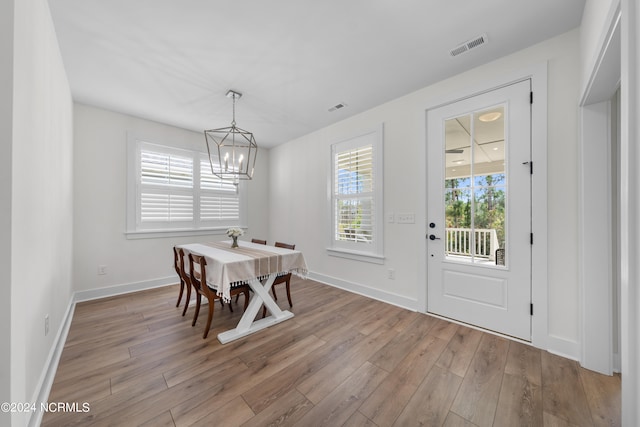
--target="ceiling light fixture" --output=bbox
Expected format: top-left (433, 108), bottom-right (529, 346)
top-left (204, 90), bottom-right (258, 185)
top-left (478, 111), bottom-right (502, 122)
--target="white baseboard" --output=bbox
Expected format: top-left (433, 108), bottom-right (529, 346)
top-left (28, 295), bottom-right (76, 427)
top-left (613, 352), bottom-right (621, 373)
top-left (74, 276), bottom-right (177, 303)
top-left (308, 271), bottom-right (418, 311)
top-left (546, 334), bottom-right (580, 361)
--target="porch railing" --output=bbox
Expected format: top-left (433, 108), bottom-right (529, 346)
top-left (445, 228), bottom-right (500, 261)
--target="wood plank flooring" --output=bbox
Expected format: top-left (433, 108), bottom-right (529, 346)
top-left (42, 278), bottom-right (621, 426)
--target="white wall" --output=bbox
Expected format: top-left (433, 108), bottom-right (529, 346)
top-left (270, 30), bottom-right (582, 356)
top-left (73, 104), bottom-right (270, 296)
top-left (9, 0), bottom-right (74, 426)
top-left (0, 1), bottom-right (15, 425)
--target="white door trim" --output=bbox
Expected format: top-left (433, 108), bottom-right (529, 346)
top-left (420, 62), bottom-right (549, 350)
top-left (578, 3), bottom-right (621, 375)
top-left (620, 0), bottom-right (639, 424)
top-left (578, 101), bottom-right (614, 374)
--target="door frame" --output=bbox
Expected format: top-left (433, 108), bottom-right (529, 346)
top-left (578, 3), bottom-right (621, 375)
top-left (419, 62), bottom-right (549, 350)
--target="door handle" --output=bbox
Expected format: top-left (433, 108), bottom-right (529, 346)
top-left (428, 234), bottom-right (440, 240)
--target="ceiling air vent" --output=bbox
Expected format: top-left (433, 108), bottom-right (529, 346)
top-left (328, 102), bottom-right (347, 112)
top-left (449, 33), bottom-right (488, 57)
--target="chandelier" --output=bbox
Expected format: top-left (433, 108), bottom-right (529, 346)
top-left (204, 90), bottom-right (258, 184)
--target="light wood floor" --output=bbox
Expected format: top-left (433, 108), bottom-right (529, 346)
top-left (43, 278), bottom-right (620, 426)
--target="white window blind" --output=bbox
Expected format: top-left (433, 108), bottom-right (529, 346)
top-left (128, 140), bottom-right (245, 235)
top-left (141, 151), bottom-right (193, 188)
top-left (140, 150), bottom-right (194, 223)
top-left (199, 159), bottom-right (240, 221)
top-left (140, 192), bottom-right (194, 223)
top-left (335, 145), bottom-right (374, 243)
top-left (329, 126), bottom-right (384, 262)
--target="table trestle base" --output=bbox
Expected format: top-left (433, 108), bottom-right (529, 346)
top-left (217, 273), bottom-right (294, 344)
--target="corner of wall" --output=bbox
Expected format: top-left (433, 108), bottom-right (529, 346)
top-left (0, 0), bottom-right (14, 423)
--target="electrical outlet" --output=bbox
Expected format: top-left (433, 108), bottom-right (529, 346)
top-left (98, 265), bottom-right (107, 275)
top-left (387, 269), bottom-right (396, 280)
top-left (45, 315), bottom-right (50, 336)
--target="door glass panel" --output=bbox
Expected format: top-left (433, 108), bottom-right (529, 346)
top-left (444, 106), bottom-right (506, 266)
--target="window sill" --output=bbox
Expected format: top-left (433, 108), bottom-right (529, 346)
top-left (326, 248), bottom-right (385, 264)
top-left (125, 227), bottom-right (240, 240)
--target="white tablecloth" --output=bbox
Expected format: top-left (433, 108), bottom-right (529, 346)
top-left (178, 240), bottom-right (308, 302)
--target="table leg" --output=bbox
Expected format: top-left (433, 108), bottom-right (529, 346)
top-left (217, 273), bottom-right (294, 344)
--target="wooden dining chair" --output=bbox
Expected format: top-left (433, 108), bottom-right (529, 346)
top-left (175, 247), bottom-right (202, 317)
top-left (188, 253), bottom-right (250, 339)
top-left (179, 247), bottom-right (230, 317)
top-left (173, 246), bottom-right (186, 309)
top-left (262, 241), bottom-right (295, 318)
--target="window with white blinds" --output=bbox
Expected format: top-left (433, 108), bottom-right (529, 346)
top-left (128, 139), bottom-right (245, 235)
top-left (335, 146), bottom-right (374, 242)
top-left (140, 150), bottom-right (194, 223)
top-left (329, 126), bottom-right (384, 262)
top-left (199, 159), bottom-right (240, 221)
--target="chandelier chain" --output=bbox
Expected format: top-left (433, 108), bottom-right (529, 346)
top-left (231, 93), bottom-right (236, 126)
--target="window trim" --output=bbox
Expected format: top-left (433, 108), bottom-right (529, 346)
top-left (327, 124), bottom-right (384, 263)
top-left (126, 134), bottom-right (247, 239)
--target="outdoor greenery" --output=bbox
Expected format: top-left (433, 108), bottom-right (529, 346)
top-left (445, 173), bottom-right (506, 246)
top-left (336, 165), bottom-right (373, 243)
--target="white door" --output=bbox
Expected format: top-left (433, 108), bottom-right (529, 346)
top-left (427, 80), bottom-right (532, 340)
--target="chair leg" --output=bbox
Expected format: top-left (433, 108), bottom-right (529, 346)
top-left (175, 280), bottom-right (185, 307)
top-left (272, 287), bottom-right (278, 301)
top-left (285, 282), bottom-right (293, 308)
top-left (181, 282), bottom-right (192, 317)
top-left (192, 294), bottom-right (201, 327)
top-left (203, 297), bottom-right (215, 339)
top-left (242, 289), bottom-right (250, 311)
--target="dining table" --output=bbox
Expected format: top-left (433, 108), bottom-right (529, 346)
top-left (177, 239), bottom-right (308, 344)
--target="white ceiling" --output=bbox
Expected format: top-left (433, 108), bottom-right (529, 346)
top-left (48, 0), bottom-right (585, 148)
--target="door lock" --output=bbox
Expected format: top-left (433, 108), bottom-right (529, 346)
top-left (428, 234), bottom-right (441, 240)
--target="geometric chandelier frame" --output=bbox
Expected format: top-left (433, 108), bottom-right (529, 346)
top-left (204, 89), bottom-right (258, 184)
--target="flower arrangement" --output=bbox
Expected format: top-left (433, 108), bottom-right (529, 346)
top-left (226, 227), bottom-right (244, 238)
top-left (226, 227), bottom-right (244, 248)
